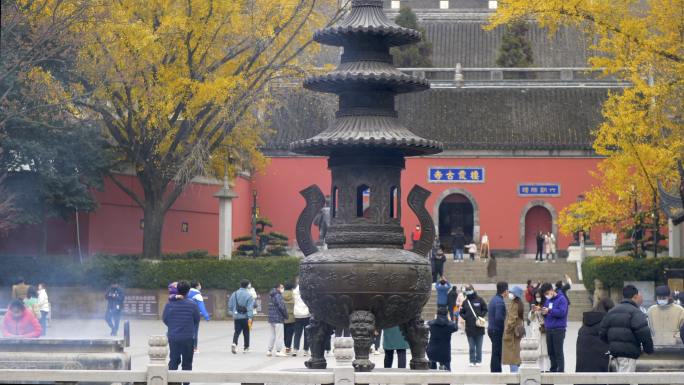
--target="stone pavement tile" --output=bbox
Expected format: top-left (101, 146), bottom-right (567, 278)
top-left (45, 319), bottom-right (580, 384)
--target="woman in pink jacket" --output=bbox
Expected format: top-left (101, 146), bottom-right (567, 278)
top-left (2, 299), bottom-right (43, 338)
top-left (455, 285), bottom-right (468, 333)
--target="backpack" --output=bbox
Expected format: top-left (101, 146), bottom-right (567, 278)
top-left (525, 286), bottom-right (534, 303)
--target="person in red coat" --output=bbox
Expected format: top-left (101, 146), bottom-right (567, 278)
top-left (2, 299), bottom-right (43, 338)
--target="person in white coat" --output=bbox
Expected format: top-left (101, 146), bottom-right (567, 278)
top-left (456, 285), bottom-right (467, 333)
top-left (528, 289), bottom-right (550, 372)
top-left (292, 276), bottom-right (311, 357)
top-left (37, 283), bottom-right (49, 336)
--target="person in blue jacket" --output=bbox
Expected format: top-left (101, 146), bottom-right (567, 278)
top-left (188, 281), bottom-right (210, 353)
top-left (229, 279), bottom-right (255, 354)
top-left (162, 280), bottom-right (200, 385)
top-left (488, 281), bottom-right (508, 373)
top-left (538, 282), bottom-right (569, 373)
top-left (436, 277), bottom-right (451, 307)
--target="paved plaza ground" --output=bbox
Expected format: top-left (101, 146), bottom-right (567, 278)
top-left (46, 318), bottom-right (581, 375)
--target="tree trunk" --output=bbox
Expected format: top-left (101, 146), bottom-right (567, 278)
top-left (142, 204), bottom-right (167, 259)
top-left (39, 212), bottom-right (47, 257)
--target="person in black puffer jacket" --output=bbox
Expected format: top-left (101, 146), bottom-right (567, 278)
top-left (576, 297), bottom-right (615, 373)
top-left (599, 285), bottom-right (654, 373)
top-left (459, 285), bottom-right (488, 366)
top-left (162, 280), bottom-right (200, 384)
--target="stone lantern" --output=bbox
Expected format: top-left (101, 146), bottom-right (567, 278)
top-left (291, 0), bottom-right (443, 372)
top-left (213, 168), bottom-right (239, 259)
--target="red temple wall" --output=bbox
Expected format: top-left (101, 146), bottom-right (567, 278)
top-left (1, 156), bottom-right (609, 256)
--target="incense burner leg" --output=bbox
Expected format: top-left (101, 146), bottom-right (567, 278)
top-left (349, 311), bottom-right (375, 372)
top-left (304, 315), bottom-right (333, 369)
top-left (400, 313), bottom-right (430, 370)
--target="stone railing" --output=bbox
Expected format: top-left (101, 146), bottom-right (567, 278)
top-left (0, 336), bottom-right (680, 385)
top-left (398, 64), bottom-right (624, 88)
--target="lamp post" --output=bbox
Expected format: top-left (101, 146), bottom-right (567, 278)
top-left (252, 189), bottom-right (259, 257)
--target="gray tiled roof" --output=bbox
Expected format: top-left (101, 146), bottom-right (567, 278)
top-left (264, 87), bottom-right (611, 152)
top-left (425, 21), bottom-right (596, 68)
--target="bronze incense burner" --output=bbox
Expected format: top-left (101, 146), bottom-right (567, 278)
top-left (292, 0), bottom-right (443, 372)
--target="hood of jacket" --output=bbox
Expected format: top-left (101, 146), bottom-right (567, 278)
top-left (431, 314), bottom-right (451, 326)
top-left (582, 311), bottom-right (606, 327)
top-left (270, 288), bottom-right (280, 297)
top-left (282, 290), bottom-right (293, 302)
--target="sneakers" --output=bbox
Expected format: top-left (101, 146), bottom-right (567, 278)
top-left (267, 351), bottom-right (272, 357)
top-left (469, 363), bottom-right (475, 367)
top-left (194, 348), bottom-right (202, 354)
top-left (553, 260), bottom-right (556, 263)
top-left (275, 351), bottom-right (288, 357)
top-left (303, 350), bottom-right (310, 357)
top-left (243, 348), bottom-right (251, 354)
top-left (285, 348), bottom-right (291, 354)
top-left (231, 343), bottom-right (237, 354)
top-left (292, 349), bottom-right (298, 356)
top-left (373, 349), bottom-right (381, 355)
top-left (535, 260), bottom-right (539, 263)
top-left (475, 363), bottom-right (481, 367)
top-left (370, 346), bottom-right (374, 354)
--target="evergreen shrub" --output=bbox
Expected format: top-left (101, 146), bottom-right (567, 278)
top-left (582, 256), bottom-right (684, 291)
top-left (1, 254), bottom-right (301, 292)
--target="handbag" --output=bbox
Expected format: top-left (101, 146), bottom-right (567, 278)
top-left (467, 299), bottom-right (486, 328)
top-left (537, 312), bottom-right (546, 333)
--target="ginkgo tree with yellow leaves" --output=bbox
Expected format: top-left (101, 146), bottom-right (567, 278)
top-left (488, 0), bottom-right (684, 255)
top-left (63, 0), bottom-right (347, 258)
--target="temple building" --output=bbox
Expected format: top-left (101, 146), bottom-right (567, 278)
top-left (2, 0), bottom-right (682, 258)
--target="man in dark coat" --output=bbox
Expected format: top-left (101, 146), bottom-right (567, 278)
top-left (162, 280), bottom-right (201, 385)
top-left (535, 230), bottom-right (545, 262)
top-left (430, 249), bottom-right (446, 284)
top-left (487, 281), bottom-right (508, 372)
top-left (427, 307), bottom-right (458, 371)
top-left (452, 227), bottom-right (466, 262)
top-left (460, 285), bottom-right (488, 366)
top-left (599, 285), bottom-right (654, 373)
top-left (105, 279), bottom-right (125, 336)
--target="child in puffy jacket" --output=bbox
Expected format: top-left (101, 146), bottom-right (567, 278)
top-left (168, 282), bottom-right (183, 301)
top-left (466, 243), bottom-right (478, 261)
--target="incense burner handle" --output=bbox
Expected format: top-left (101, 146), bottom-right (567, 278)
top-left (296, 184), bottom-right (326, 257)
top-left (407, 184), bottom-right (435, 257)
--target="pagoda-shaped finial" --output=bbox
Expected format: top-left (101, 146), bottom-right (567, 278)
top-left (290, 0), bottom-right (442, 157)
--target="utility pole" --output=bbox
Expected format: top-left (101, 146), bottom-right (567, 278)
top-left (252, 190), bottom-right (259, 257)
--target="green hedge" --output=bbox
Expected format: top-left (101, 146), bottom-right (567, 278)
top-left (1, 255), bottom-right (302, 292)
top-left (582, 256), bottom-right (684, 291)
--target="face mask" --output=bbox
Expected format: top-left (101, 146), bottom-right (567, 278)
top-left (536, 297), bottom-right (541, 303)
top-left (462, 288), bottom-right (466, 293)
top-left (545, 294), bottom-right (553, 300)
top-left (198, 286), bottom-right (201, 291)
top-left (508, 293), bottom-right (515, 300)
top-left (416, 227), bottom-right (420, 230)
top-left (657, 299), bottom-right (669, 306)
top-left (466, 291), bottom-right (473, 295)
top-left (248, 284), bottom-right (252, 289)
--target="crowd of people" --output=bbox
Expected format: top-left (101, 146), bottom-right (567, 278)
top-left (4, 272), bottom-right (682, 381)
top-left (2, 277), bottom-right (48, 338)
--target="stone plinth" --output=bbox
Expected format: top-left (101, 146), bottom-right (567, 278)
top-left (567, 245), bottom-right (583, 262)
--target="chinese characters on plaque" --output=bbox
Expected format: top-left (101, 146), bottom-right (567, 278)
top-left (428, 167), bottom-right (485, 183)
top-left (123, 293), bottom-right (158, 316)
top-left (517, 183), bottom-right (561, 197)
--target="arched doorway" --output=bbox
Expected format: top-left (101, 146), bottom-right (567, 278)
top-left (433, 188), bottom-right (480, 253)
top-left (437, 194), bottom-right (474, 252)
top-left (520, 200), bottom-right (558, 255)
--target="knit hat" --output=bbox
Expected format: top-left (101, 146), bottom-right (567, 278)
top-left (656, 285), bottom-right (671, 297)
top-left (168, 282), bottom-right (179, 296)
top-left (510, 285), bottom-right (524, 299)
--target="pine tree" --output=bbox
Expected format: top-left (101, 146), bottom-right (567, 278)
top-left (496, 19), bottom-right (535, 79)
top-left (233, 217), bottom-right (290, 258)
top-left (390, 6), bottom-right (433, 68)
